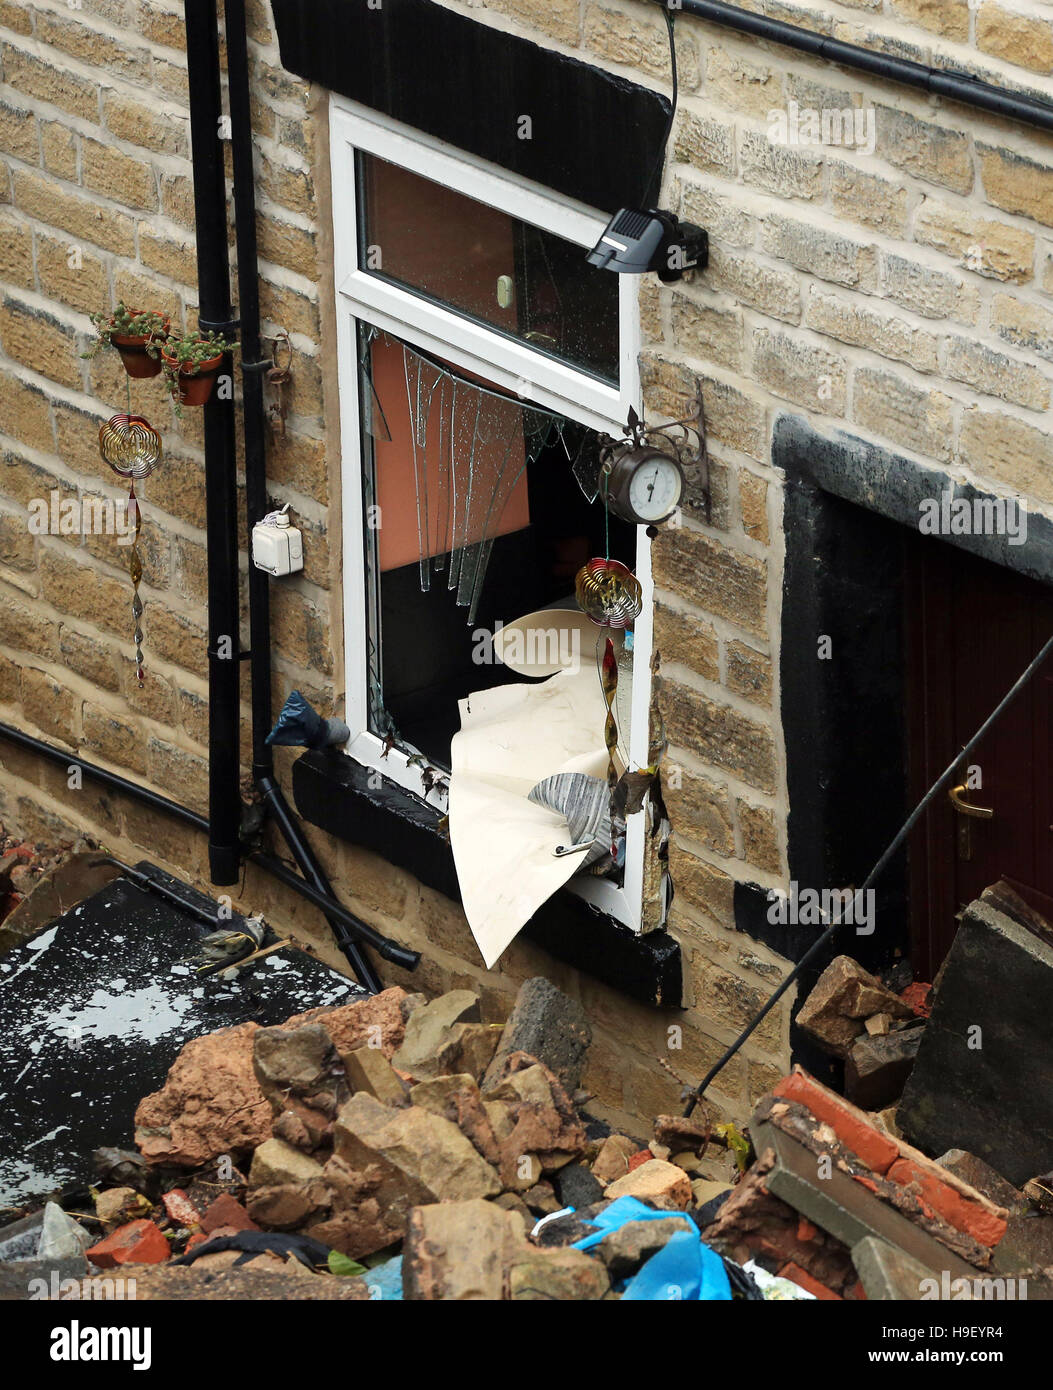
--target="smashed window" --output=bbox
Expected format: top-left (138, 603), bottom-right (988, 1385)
top-left (330, 99), bottom-right (657, 951)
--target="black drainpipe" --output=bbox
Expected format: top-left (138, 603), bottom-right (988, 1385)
top-left (221, 0), bottom-right (384, 992)
top-left (662, 0), bottom-right (1053, 133)
top-left (185, 0), bottom-right (243, 888)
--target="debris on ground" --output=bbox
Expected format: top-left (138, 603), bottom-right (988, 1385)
top-left (0, 863), bottom-right (364, 1206)
top-left (796, 955), bottom-right (921, 1058)
top-left (3, 877), bottom-right (1052, 1301)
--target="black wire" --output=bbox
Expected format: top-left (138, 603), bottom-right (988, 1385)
top-left (683, 625), bottom-right (1053, 1119)
top-left (646, 4), bottom-right (679, 206)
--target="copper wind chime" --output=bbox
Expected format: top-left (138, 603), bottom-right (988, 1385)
top-left (98, 411), bottom-right (163, 688)
top-left (576, 466), bottom-right (643, 805)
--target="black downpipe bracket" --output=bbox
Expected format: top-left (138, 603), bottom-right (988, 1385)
top-left (663, 0), bottom-right (1053, 133)
top-left (221, 0), bottom-right (384, 993)
top-left (185, 0), bottom-right (243, 887)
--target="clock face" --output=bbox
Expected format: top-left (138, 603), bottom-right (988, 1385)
top-left (626, 454), bottom-right (682, 522)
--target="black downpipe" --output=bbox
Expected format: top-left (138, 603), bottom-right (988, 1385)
top-left (0, 722), bottom-right (420, 972)
top-left (663, 0), bottom-right (1053, 133)
top-left (223, 0), bottom-right (272, 785)
top-left (257, 774), bottom-right (385, 989)
top-left (223, 0), bottom-right (383, 993)
top-left (185, 0), bottom-right (243, 887)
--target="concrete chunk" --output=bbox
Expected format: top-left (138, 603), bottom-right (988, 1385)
top-left (248, 1138), bottom-right (325, 1188)
top-left (343, 1047), bottom-right (408, 1107)
top-left (845, 1025), bottom-right (924, 1109)
top-left (334, 1091), bottom-right (500, 1211)
top-left (392, 989), bottom-right (480, 1069)
top-left (482, 977), bottom-right (591, 1093)
top-left (899, 901), bottom-right (1053, 1186)
top-left (852, 1236), bottom-right (932, 1301)
top-left (605, 1159), bottom-right (693, 1210)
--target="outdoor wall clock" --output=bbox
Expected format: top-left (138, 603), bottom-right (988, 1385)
top-left (603, 443), bottom-right (685, 525)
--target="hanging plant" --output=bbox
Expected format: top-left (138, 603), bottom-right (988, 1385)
top-left (82, 303), bottom-right (171, 379)
top-left (161, 328), bottom-right (239, 414)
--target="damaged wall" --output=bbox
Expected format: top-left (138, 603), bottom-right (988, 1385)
top-left (1, 0), bottom-right (1052, 1135)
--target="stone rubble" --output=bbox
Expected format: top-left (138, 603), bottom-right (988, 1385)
top-left (4, 949), bottom-right (1052, 1301)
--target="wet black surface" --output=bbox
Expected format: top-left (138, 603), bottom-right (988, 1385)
top-left (0, 873), bottom-right (363, 1207)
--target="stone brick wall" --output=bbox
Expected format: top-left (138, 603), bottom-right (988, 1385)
top-left (1, 0), bottom-right (1052, 1136)
top-left (437, 0), bottom-right (1053, 1117)
top-left (0, 0), bottom-right (336, 810)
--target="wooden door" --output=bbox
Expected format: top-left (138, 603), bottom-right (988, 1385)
top-left (905, 537), bottom-right (1053, 979)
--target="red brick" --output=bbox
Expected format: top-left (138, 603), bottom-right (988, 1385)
top-left (201, 1193), bottom-right (258, 1233)
top-left (773, 1070), bottom-right (900, 1174)
top-left (627, 1149), bottom-right (653, 1173)
top-left (900, 981), bottom-right (932, 1017)
top-left (87, 1218), bottom-right (170, 1267)
top-left (886, 1156), bottom-right (1007, 1248)
top-left (161, 1188), bottom-right (201, 1228)
top-left (796, 1216), bottom-right (818, 1242)
top-left (778, 1260), bottom-right (842, 1299)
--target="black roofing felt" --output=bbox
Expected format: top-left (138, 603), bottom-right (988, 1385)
top-left (0, 872), bottom-right (362, 1208)
top-left (270, 0), bottom-right (671, 210)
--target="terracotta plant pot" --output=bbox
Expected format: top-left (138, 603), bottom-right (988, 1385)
top-left (163, 350), bottom-right (224, 407)
top-left (111, 313), bottom-right (169, 379)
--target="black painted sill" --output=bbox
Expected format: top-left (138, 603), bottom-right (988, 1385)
top-left (292, 749), bottom-right (682, 1008)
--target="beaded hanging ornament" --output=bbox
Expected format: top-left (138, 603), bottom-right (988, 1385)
top-left (98, 413), bottom-right (162, 687)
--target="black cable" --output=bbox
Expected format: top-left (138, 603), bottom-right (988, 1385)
top-left (655, 0), bottom-right (1053, 135)
top-left (646, 3), bottom-right (678, 206)
top-left (683, 626), bottom-right (1053, 1118)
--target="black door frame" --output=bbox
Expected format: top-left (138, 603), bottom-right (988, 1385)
top-left (777, 414), bottom-right (1053, 980)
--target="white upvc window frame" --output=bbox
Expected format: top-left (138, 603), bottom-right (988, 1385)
top-left (329, 94), bottom-right (654, 932)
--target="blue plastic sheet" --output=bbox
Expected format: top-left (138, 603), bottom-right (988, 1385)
top-left (570, 1194), bottom-right (732, 1301)
top-left (622, 1229), bottom-right (732, 1301)
top-left (363, 1254), bottom-right (403, 1301)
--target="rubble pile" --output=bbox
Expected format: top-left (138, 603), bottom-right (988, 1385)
top-left (0, 824), bottom-right (88, 940)
top-left (796, 954), bottom-right (929, 1111)
top-left (4, 878), bottom-right (1053, 1301)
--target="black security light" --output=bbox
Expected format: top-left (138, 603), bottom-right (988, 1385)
top-left (587, 4), bottom-right (708, 283)
top-left (587, 208), bottom-right (708, 282)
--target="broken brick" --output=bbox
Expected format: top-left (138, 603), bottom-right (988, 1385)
top-left (900, 982), bottom-right (932, 1018)
top-left (773, 1070), bottom-right (899, 1174)
top-left (778, 1260), bottom-right (842, 1300)
top-left (161, 1188), bottom-right (201, 1228)
top-left (201, 1193), bottom-right (258, 1234)
top-left (886, 1156), bottom-right (1007, 1248)
top-left (87, 1218), bottom-right (170, 1268)
top-left (627, 1148), bottom-right (654, 1174)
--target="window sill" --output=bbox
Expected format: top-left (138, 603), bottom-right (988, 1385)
top-left (292, 748), bottom-right (682, 1008)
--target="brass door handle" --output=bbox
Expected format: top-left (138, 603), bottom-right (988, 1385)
top-left (949, 783), bottom-right (994, 819)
